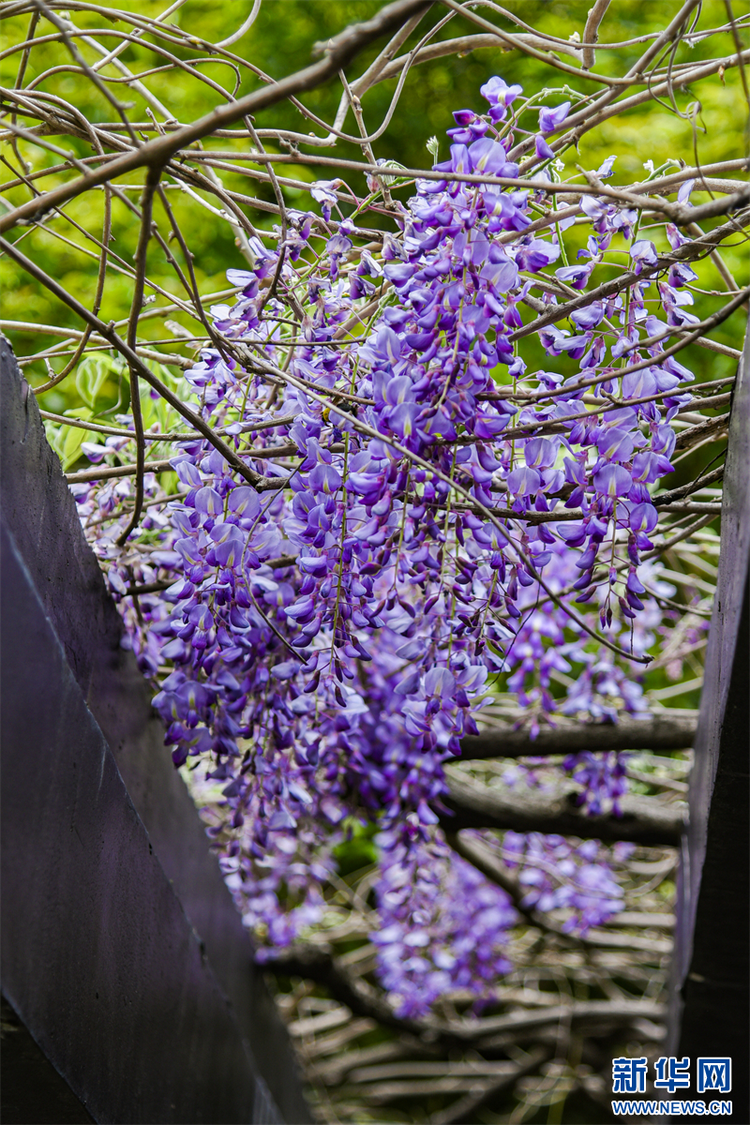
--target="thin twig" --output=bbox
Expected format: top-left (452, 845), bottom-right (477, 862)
top-left (116, 168), bottom-right (160, 544)
top-left (0, 0), bottom-right (434, 233)
top-left (582, 0), bottom-right (612, 70)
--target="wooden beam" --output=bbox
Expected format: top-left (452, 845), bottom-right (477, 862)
top-left (458, 715), bottom-right (696, 760)
top-left (669, 318), bottom-right (750, 1122)
top-left (442, 771), bottom-right (683, 847)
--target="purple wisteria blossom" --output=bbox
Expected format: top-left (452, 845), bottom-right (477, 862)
top-left (539, 101), bottom-right (571, 133)
top-left (373, 828), bottom-right (516, 1016)
top-left (502, 831), bottom-right (624, 932)
top-left (72, 73), bottom-right (699, 1015)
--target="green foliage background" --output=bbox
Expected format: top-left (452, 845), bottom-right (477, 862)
top-left (2, 0), bottom-right (746, 401)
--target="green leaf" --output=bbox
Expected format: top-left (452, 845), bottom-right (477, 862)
top-left (61, 424), bottom-right (88, 470)
top-left (74, 354), bottom-right (123, 411)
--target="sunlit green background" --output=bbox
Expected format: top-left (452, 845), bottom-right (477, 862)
top-left (2, 0), bottom-right (745, 385)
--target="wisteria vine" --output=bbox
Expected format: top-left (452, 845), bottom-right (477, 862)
top-left (66, 74), bottom-right (717, 1015)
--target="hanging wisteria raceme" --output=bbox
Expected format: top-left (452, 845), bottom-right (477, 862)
top-left (372, 829), bottom-right (516, 1018)
top-left (501, 831), bottom-right (628, 932)
top-left (70, 74), bottom-right (705, 1003)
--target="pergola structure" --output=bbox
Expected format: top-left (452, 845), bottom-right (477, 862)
top-left (3, 323), bottom-right (748, 1121)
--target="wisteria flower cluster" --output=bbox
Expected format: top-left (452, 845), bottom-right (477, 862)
top-left (71, 75), bottom-right (701, 1010)
top-left (373, 829), bottom-right (516, 1017)
top-left (502, 831), bottom-right (625, 933)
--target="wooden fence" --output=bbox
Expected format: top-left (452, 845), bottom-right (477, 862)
top-left (1, 334), bottom-right (311, 1124)
top-left (667, 321), bottom-right (749, 1121)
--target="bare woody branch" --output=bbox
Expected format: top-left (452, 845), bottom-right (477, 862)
top-left (441, 770), bottom-right (684, 846)
top-left (260, 943), bottom-right (434, 1041)
top-left (582, 0), bottom-right (612, 70)
top-left (116, 167), bottom-right (160, 545)
top-left (0, 237), bottom-right (282, 494)
top-left (427, 1049), bottom-right (550, 1125)
top-left (457, 715), bottom-right (697, 761)
top-left (262, 942), bottom-right (667, 1045)
top-left (0, 0), bottom-right (433, 233)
